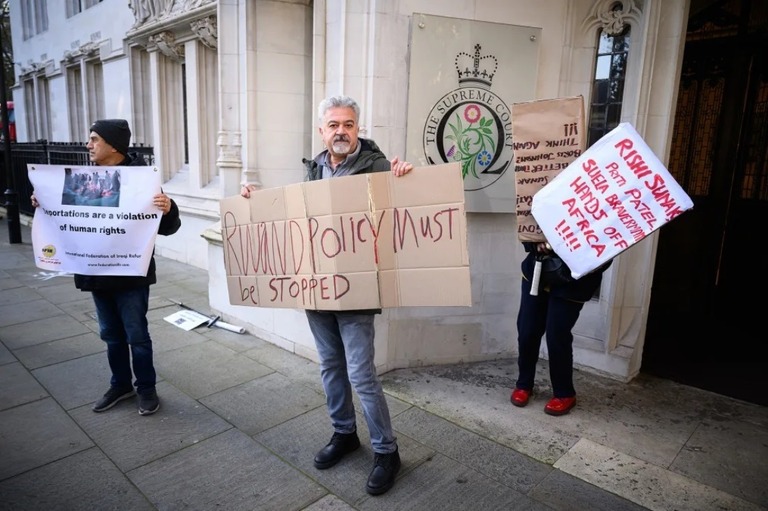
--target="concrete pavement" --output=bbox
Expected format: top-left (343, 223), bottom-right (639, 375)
top-left (1, 215), bottom-right (766, 511)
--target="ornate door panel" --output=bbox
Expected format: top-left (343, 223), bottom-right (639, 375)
top-left (643, 0), bottom-right (768, 405)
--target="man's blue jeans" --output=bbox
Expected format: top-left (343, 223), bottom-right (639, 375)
top-left (305, 310), bottom-right (397, 454)
top-left (92, 287), bottom-right (156, 396)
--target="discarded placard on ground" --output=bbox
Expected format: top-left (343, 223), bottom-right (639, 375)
top-left (163, 310), bottom-right (210, 331)
top-left (165, 301), bottom-right (246, 334)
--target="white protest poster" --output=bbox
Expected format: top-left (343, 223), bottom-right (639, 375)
top-left (28, 164), bottom-right (163, 276)
top-left (531, 123), bottom-right (694, 279)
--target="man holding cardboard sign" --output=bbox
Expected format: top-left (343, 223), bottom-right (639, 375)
top-left (241, 95), bottom-right (412, 495)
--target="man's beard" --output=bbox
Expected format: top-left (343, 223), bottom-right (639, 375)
top-left (331, 138), bottom-right (351, 155)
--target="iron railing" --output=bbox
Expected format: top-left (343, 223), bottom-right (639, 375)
top-left (1, 140), bottom-right (154, 216)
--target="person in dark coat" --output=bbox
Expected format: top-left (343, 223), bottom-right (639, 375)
top-left (511, 241), bottom-right (610, 416)
top-left (31, 119), bottom-right (180, 416)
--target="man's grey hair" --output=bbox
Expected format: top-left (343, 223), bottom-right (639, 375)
top-left (317, 95), bottom-right (360, 123)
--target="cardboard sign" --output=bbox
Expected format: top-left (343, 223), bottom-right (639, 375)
top-left (512, 96), bottom-right (586, 242)
top-left (531, 123), bottom-right (694, 278)
top-left (220, 163), bottom-right (471, 310)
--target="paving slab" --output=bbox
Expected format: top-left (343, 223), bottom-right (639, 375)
top-left (0, 275), bottom-right (23, 292)
top-left (255, 406), bottom-right (433, 506)
top-left (0, 299), bottom-right (65, 328)
top-left (25, 279), bottom-right (79, 305)
top-left (145, 320), bottom-right (211, 353)
top-left (554, 438), bottom-right (763, 511)
top-left (670, 418), bottom-right (768, 507)
top-left (1, 220), bottom-right (765, 511)
top-left (70, 381), bottom-right (232, 472)
top-left (392, 406), bottom-right (552, 494)
top-left (157, 275), bottom-right (209, 296)
top-left (200, 371), bottom-right (326, 435)
top-left (382, 362), bottom-right (579, 464)
top-left (0, 398), bottom-right (93, 480)
top-left (0, 361), bottom-right (49, 411)
top-left (13, 331), bottom-right (104, 370)
top-left (302, 495), bottom-right (358, 511)
top-left (153, 340), bottom-right (274, 399)
top-left (14, 270), bottom-right (74, 289)
top-left (0, 314), bottom-right (91, 350)
top-left (0, 447), bottom-right (155, 511)
top-left (54, 296), bottom-right (98, 322)
top-left (0, 250), bottom-right (32, 271)
top-left (243, 342), bottom-right (324, 390)
top-left (0, 286), bottom-right (41, 307)
top-left (0, 341), bottom-right (15, 366)
top-left (361, 453), bottom-right (548, 511)
top-left (200, 323), bottom-right (268, 352)
top-left (530, 469), bottom-right (649, 511)
top-left (31, 352), bottom-right (112, 410)
top-left (129, 428), bottom-right (327, 511)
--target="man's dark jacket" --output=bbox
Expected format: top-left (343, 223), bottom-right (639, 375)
top-left (302, 137), bottom-right (391, 181)
top-left (74, 153), bottom-right (181, 292)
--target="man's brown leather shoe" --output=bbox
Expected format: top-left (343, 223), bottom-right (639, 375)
top-left (510, 388), bottom-right (531, 407)
top-left (544, 396), bottom-right (576, 416)
top-left (313, 431), bottom-right (360, 469)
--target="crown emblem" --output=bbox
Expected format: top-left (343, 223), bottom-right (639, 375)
top-left (455, 44), bottom-right (498, 88)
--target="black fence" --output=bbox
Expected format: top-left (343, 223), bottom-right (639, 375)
top-left (0, 141), bottom-right (154, 216)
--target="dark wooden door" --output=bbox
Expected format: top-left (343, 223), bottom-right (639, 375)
top-left (643, 0), bottom-right (768, 405)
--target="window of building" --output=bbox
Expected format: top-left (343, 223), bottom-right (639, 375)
top-left (182, 62), bottom-right (189, 164)
top-left (23, 79), bottom-right (37, 140)
top-left (153, 50), bottom-right (186, 181)
top-left (86, 59), bottom-right (105, 123)
top-left (63, 56), bottom-right (104, 142)
top-left (585, 2), bottom-right (633, 299)
top-left (587, 3), bottom-right (631, 148)
top-left (66, 0), bottom-right (103, 18)
top-left (67, 66), bottom-right (86, 140)
top-left (36, 75), bottom-right (51, 140)
top-left (21, 71), bottom-right (52, 141)
top-left (21, 0), bottom-right (48, 39)
top-left (130, 46), bottom-right (153, 145)
top-left (136, 18), bottom-right (219, 188)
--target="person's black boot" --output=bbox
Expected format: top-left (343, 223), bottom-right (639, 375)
top-left (366, 448), bottom-right (401, 495)
top-left (313, 431), bottom-right (361, 469)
